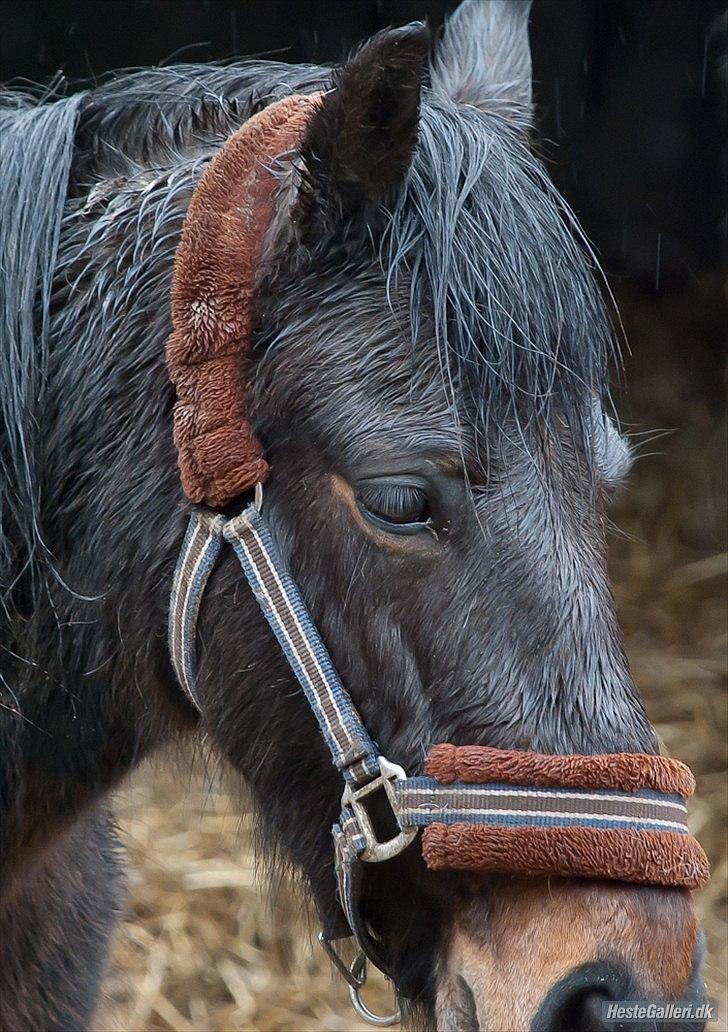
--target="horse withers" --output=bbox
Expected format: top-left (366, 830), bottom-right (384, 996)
top-left (0, 1), bottom-right (708, 1029)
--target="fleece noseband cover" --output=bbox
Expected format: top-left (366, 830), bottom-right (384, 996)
top-left (166, 95), bottom-right (709, 897)
top-left (420, 745), bottom-right (709, 888)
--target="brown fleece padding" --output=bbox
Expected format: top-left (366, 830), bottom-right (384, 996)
top-left (426, 744), bottom-right (695, 798)
top-left (421, 823), bottom-right (710, 889)
top-left (167, 93), bottom-right (322, 506)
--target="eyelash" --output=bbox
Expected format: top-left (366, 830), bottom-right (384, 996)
top-left (356, 480), bottom-right (430, 533)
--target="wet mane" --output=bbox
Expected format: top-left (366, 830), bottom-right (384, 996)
top-left (73, 61), bottom-right (328, 179)
top-left (0, 62), bottom-right (328, 638)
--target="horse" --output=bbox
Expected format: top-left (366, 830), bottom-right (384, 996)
top-left (0, 1), bottom-right (708, 1029)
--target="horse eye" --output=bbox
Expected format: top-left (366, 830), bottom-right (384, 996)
top-left (356, 479), bottom-right (430, 534)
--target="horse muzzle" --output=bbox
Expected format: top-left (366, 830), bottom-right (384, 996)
top-left (436, 880), bottom-right (708, 1032)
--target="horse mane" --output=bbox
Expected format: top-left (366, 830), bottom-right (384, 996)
top-left (73, 61), bottom-right (328, 180)
top-left (0, 91), bottom-right (85, 631)
top-left (0, 62), bottom-right (328, 646)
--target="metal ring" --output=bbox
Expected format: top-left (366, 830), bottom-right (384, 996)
top-left (348, 954), bottom-right (401, 1027)
top-left (254, 482), bottom-right (264, 511)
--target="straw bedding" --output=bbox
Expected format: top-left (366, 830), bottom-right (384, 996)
top-left (99, 285), bottom-right (726, 1030)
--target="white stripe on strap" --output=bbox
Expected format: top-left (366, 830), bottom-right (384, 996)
top-left (223, 505), bottom-right (380, 785)
top-left (169, 511), bottom-right (225, 709)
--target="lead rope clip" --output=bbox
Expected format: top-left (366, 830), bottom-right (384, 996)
top-left (318, 934), bottom-right (401, 1027)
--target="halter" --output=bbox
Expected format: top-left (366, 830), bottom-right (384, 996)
top-left (168, 490), bottom-right (709, 1022)
top-left (166, 94), bottom-right (709, 1025)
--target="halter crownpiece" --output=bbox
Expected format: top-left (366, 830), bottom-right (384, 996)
top-left (166, 93), bottom-right (709, 1022)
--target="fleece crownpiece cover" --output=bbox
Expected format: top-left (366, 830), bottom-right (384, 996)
top-left (167, 93), bottom-right (322, 507)
top-left (418, 745), bottom-right (709, 889)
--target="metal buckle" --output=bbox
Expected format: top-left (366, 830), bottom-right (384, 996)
top-left (319, 936), bottom-right (400, 1027)
top-left (341, 756), bottom-right (417, 862)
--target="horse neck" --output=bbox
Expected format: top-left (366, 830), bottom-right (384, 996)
top-left (1, 106), bottom-right (200, 891)
top-left (0, 60), bottom-right (330, 890)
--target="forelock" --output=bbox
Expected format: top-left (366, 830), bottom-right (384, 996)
top-left (382, 94), bottom-right (617, 463)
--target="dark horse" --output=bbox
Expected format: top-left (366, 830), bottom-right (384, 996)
top-left (0, 2), bottom-right (706, 1029)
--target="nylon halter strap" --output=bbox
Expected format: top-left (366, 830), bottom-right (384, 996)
top-left (169, 493), bottom-right (708, 1015)
top-left (171, 499), bottom-right (382, 789)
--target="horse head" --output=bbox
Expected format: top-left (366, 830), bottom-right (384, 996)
top-left (172, 3), bottom-right (707, 1027)
top-left (0, 2), bottom-right (707, 1028)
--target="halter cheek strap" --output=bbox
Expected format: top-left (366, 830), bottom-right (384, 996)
top-left (170, 500), bottom-right (414, 992)
top-left (171, 502), bottom-right (382, 788)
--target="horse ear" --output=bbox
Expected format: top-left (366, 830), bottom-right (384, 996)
top-left (430, 0), bottom-right (533, 131)
top-left (294, 23), bottom-right (429, 237)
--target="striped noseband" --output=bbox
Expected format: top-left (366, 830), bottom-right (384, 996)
top-left (166, 94), bottom-right (708, 1024)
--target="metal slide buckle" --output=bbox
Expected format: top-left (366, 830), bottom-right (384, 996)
top-left (342, 756), bottom-right (417, 862)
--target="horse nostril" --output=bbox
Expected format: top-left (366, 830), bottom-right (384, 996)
top-left (532, 961), bottom-right (631, 1032)
top-left (566, 989), bottom-right (617, 1032)
top-left (436, 973), bottom-right (480, 1031)
top-left (455, 975), bottom-right (480, 1031)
